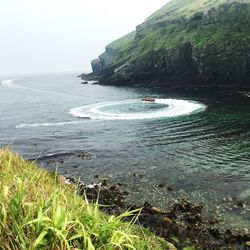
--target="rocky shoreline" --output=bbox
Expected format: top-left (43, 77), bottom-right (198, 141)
top-left (34, 150), bottom-right (250, 249)
top-left (59, 175), bottom-right (250, 250)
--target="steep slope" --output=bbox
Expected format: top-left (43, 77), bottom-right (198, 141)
top-left (83, 0), bottom-right (250, 89)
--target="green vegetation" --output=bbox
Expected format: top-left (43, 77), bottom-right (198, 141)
top-left (146, 0), bottom-right (197, 21)
top-left (0, 149), bottom-right (170, 249)
top-left (106, 31), bottom-right (136, 51)
top-left (99, 31), bottom-right (136, 67)
top-left (116, 16), bottom-right (250, 64)
top-left (147, 0), bottom-right (250, 21)
top-left (97, 0), bottom-right (250, 71)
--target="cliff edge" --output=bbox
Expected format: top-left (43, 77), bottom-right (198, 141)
top-left (81, 0), bottom-right (250, 90)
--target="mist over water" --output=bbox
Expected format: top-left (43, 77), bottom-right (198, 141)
top-left (0, 73), bottom-right (250, 228)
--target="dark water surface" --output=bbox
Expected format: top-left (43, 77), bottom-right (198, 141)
top-left (0, 73), bottom-right (249, 229)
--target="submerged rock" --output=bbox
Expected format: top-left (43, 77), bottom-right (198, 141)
top-left (62, 175), bottom-right (250, 250)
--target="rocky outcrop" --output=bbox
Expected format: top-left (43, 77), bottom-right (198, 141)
top-left (82, 0), bottom-right (250, 90)
top-left (193, 45), bottom-right (250, 88)
top-left (91, 58), bottom-right (102, 74)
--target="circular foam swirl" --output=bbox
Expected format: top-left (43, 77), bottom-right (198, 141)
top-left (69, 99), bottom-right (206, 120)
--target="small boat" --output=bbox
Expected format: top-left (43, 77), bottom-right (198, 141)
top-left (141, 97), bottom-right (155, 102)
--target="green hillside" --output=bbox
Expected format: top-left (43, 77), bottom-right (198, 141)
top-left (146, 0), bottom-right (197, 20)
top-left (86, 0), bottom-right (250, 89)
top-left (106, 31), bottom-right (136, 51)
top-left (145, 0), bottom-right (250, 21)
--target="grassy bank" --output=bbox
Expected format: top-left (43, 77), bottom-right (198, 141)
top-left (0, 149), bottom-right (173, 250)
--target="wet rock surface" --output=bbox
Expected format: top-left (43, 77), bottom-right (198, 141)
top-left (64, 176), bottom-right (250, 250)
top-left (31, 150), bottom-right (93, 173)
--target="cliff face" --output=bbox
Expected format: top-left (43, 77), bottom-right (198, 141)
top-left (83, 0), bottom-right (250, 89)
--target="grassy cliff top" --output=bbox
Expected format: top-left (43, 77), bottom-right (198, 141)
top-left (97, 0), bottom-right (250, 69)
top-left (146, 0), bottom-right (250, 21)
top-left (0, 149), bottom-right (171, 249)
top-left (106, 31), bottom-right (136, 51)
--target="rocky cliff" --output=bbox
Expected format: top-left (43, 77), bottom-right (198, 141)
top-left (82, 0), bottom-right (250, 90)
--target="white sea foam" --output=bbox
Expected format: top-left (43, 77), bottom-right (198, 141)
top-left (16, 120), bottom-right (86, 129)
top-left (243, 92), bottom-right (250, 98)
top-left (1, 79), bottom-right (18, 88)
top-left (16, 99), bottom-right (206, 128)
top-left (238, 91), bottom-right (250, 98)
top-left (69, 99), bottom-right (207, 120)
top-left (1, 79), bottom-right (83, 99)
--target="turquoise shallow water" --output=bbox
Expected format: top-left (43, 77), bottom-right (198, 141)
top-left (0, 73), bottom-right (250, 228)
top-left (100, 102), bottom-right (168, 113)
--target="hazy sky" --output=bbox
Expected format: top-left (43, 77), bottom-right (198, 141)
top-left (0, 0), bottom-right (169, 75)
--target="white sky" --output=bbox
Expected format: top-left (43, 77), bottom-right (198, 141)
top-left (0, 0), bottom-right (169, 75)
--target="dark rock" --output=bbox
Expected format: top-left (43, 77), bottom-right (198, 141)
top-left (224, 229), bottom-right (237, 244)
top-left (237, 200), bottom-right (247, 208)
top-left (209, 218), bottom-right (220, 225)
top-left (158, 181), bottom-right (167, 188)
top-left (59, 173), bottom-right (248, 250)
top-left (109, 185), bottom-right (117, 191)
top-left (235, 234), bottom-right (244, 243)
top-left (102, 179), bottom-right (108, 186)
top-left (133, 173), bottom-right (144, 178)
top-left (167, 210), bottom-right (177, 220)
top-left (91, 58), bottom-right (102, 74)
top-left (76, 153), bottom-right (87, 160)
top-left (143, 201), bottom-right (153, 210)
top-left (47, 159), bottom-right (56, 164)
top-left (123, 191), bottom-right (129, 195)
top-left (243, 234), bottom-right (250, 242)
top-left (209, 227), bottom-right (221, 239)
top-left (173, 200), bottom-right (203, 214)
top-left (184, 212), bottom-right (202, 224)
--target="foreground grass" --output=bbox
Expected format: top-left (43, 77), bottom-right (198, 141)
top-left (0, 149), bottom-right (170, 250)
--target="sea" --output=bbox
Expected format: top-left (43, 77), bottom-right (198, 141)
top-left (0, 72), bottom-right (250, 229)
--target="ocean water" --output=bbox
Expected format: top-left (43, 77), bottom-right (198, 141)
top-left (0, 73), bottom-right (250, 228)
